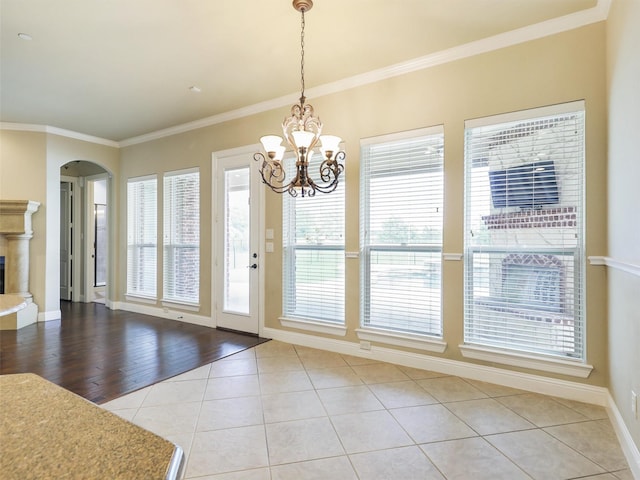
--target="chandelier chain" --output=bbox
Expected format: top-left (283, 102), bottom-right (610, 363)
top-left (300, 8), bottom-right (306, 102)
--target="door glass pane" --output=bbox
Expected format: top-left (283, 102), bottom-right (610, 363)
top-left (94, 204), bottom-right (107, 286)
top-left (224, 168), bottom-right (250, 313)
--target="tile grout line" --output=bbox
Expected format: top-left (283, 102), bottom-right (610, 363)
top-left (102, 341), bottom-right (631, 479)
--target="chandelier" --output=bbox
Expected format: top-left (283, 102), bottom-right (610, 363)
top-left (254, 0), bottom-right (345, 197)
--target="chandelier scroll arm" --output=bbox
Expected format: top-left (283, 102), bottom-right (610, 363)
top-left (255, 0), bottom-right (345, 197)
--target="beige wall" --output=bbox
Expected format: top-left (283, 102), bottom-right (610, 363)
top-left (119, 108), bottom-right (311, 318)
top-left (606, 0), bottom-right (640, 448)
top-left (45, 134), bottom-right (121, 312)
top-left (0, 129), bottom-right (119, 317)
top-left (0, 130), bottom-right (48, 309)
top-left (120, 23), bottom-right (608, 387)
top-left (1, 7), bottom-right (634, 452)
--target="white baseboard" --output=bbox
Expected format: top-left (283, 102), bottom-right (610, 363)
top-left (264, 327), bottom-right (640, 472)
top-left (263, 327), bottom-right (609, 406)
top-left (607, 392), bottom-right (640, 479)
top-left (113, 301), bottom-right (214, 328)
top-left (39, 309), bottom-right (61, 322)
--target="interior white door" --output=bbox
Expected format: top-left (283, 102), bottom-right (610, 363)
top-left (59, 181), bottom-right (72, 300)
top-left (215, 153), bottom-right (261, 334)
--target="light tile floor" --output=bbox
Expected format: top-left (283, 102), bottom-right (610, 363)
top-left (101, 341), bottom-right (633, 480)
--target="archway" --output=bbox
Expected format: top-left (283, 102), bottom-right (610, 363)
top-left (60, 160), bottom-right (112, 304)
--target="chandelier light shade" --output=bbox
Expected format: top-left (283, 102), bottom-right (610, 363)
top-left (254, 0), bottom-right (345, 197)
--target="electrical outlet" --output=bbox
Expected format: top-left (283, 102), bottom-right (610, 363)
top-left (633, 391), bottom-right (638, 419)
top-left (360, 340), bottom-right (371, 351)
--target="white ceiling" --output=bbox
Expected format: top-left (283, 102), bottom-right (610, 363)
top-left (1, 0), bottom-right (604, 143)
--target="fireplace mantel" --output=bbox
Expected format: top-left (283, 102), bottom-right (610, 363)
top-left (0, 199), bottom-right (40, 330)
top-left (0, 200), bottom-right (40, 235)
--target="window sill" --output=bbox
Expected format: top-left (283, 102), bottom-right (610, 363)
top-left (125, 294), bottom-right (157, 304)
top-left (459, 344), bottom-right (593, 378)
top-left (279, 317), bottom-right (347, 337)
top-left (161, 299), bottom-right (200, 312)
top-left (356, 328), bottom-right (447, 353)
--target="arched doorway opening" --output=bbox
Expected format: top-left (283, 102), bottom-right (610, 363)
top-left (60, 160), bottom-right (111, 303)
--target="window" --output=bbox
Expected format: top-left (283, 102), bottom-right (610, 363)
top-left (360, 127), bottom-right (444, 337)
top-left (282, 154), bottom-right (345, 324)
top-left (463, 102), bottom-right (585, 360)
top-left (127, 175), bottom-right (157, 298)
top-left (163, 168), bottom-right (200, 305)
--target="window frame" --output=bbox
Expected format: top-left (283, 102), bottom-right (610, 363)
top-left (280, 152), bottom-right (346, 332)
top-left (358, 126), bottom-right (447, 353)
top-left (162, 167), bottom-right (200, 307)
top-left (461, 101), bottom-right (592, 377)
top-left (126, 174), bottom-right (158, 300)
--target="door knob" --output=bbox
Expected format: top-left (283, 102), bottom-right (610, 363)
top-left (250, 263), bottom-right (258, 269)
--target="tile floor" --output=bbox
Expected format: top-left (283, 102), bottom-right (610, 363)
top-left (101, 341), bottom-right (633, 480)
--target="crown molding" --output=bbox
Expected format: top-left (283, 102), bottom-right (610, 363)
top-left (3, 0), bottom-right (612, 148)
top-left (309, 2), bottom-right (610, 101)
top-left (120, 0), bottom-right (610, 147)
top-left (118, 93), bottom-right (299, 147)
top-left (0, 122), bottom-right (119, 148)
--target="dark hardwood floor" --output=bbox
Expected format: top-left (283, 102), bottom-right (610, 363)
top-left (0, 302), bottom-right (269, 404)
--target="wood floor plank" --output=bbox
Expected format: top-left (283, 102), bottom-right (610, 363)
top-left (0, 301), bottom-right (269, 403)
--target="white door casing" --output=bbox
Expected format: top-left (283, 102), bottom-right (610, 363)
top-left (213, 147), bottom-right (263, 335)
top-left (59, 181), bottom-right (73, 301)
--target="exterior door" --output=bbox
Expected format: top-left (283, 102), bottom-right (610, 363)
top-left (215, 150), bottom-right (261, 334)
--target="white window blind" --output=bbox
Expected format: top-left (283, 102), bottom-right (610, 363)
top-left (360, 127), bottom-right (444, 336)
top-left (127, 175), bottom-right (157, 298)
top-left (463, 102), bottom-right (585, 360)
top-left (283, 153), bottom-right (345, 324)
top-left (163, 168), bottom-right (200, 304)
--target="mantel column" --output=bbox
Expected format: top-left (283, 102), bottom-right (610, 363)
top-left (0, 200), bottom-right (40, 329)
